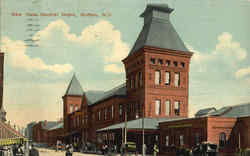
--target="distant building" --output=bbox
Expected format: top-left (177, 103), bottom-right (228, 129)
top-left (32, 120), bottom-right (63, 146)
top-left (26, 122), bottom-right (37, 140)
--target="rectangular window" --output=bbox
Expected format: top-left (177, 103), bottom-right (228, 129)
top-left (75, 106), bottom-right (79, 111)
top-left (158, 59), bottom-right (163, 65)
top-left (104, 108), bottom-right (107, 120)
top-left (130, 77), bottom-right (133, 88)
top-left (155, 71), bottom-right (161, 85)
top-left (139, 72), bottom-right (142, 87)
top-left (174, 72), bottom-right (180, 87)
top-left (180, 135), bottom-right (184, 146)
top-left (98, 111), bottom-right (101, 120)
top-left (174, 101), bottom-right (180, 116)
top-left (166, 136), bottom-right (169, 146)
top-left (150, 58), bottom-right (155, 64)
top-left (165, 100), bottom-right (170, 116)
top-left (119, 104), bottom-right (123, 117)
top-left (174, 61), bottom-right (178, 67)
top-left (111, 105), bottom-right (114, 119)
top-left (166, 60), bottom-right (170, 66)
top-left (165, 71), bottom-right (170, 85)
top-left (181, 62), bottom-right (185, 68)
top-left (133, 77), bottom-right (136, 88)
top-left (70, 104), bottom-right (74, 113)
top-left (155, 100), bottom-right (161, 115)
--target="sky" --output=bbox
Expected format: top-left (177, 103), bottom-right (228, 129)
top-left (0, 0), bottom-right (250, 127)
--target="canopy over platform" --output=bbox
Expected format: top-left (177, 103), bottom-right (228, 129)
top-left (97, 117), bottom-right (184, 132)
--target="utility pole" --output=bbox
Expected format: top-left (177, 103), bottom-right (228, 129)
top-left (125, 109), bottom-right (127, 144)
top-left (124, 107), bottom-right (127, 156)
top-left (142, 104), bottom-right (145, 156)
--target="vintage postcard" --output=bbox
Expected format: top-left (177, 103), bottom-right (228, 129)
top-left (0, 0), bottom-right (250, 156)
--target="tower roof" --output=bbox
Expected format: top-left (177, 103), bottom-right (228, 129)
top-left (129, 3), bottom-right (188, 56)
top-left (65, 74), bottom-right (84, 96)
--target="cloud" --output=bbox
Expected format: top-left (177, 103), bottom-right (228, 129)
top-left (188, 32), bottom-right (247, 63)
top-left (34, 19), bottom-right (130, 66)
top-left (215, 32), bottom-right (247, 60)
top-left (235, 66), bottom-right (250, 79)
top-left (1, 37), bottom-right (73, 74)
top-left (187, 32), bottom-right (248, 76)
top-left (104, 64), bottom-right (124, 73)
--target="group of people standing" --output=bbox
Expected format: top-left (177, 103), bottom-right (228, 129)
top-left (0, 143), bottom-right (39, 156)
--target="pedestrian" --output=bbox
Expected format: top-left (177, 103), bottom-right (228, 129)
top-left (65, 144), bottom-right (73, 156)
top-left (101, 144), bottom-right (105, 155)
top-left (153, 144), bottom-right (159, 156)
top-left (12, 144), bottom-right (18, 156)
top-left (29, 144), bottom-right (39, 156)
top-left (56, 140), bottom-right (59, 152)
top-left (16, 144), bottom-right (24, 156)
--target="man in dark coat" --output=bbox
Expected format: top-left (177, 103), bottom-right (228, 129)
top-left (29, 144), bottom-right (39, 156)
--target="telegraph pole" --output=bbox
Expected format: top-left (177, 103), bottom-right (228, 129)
top-left (142, 104), bottom-right (145, 156)
top-left (124, 107), bottom-right (127, 155)
top-left (125, 109), bottom-right (127, 144)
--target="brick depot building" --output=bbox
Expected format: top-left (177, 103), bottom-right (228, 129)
top-left (32, 120), bottom-right (64, 146)
top-left (31, 3), bottom-right (250, 155)
top-left (59, 3), bottom-right (193, 152)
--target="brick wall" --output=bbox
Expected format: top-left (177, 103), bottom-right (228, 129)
top-left (159, 116), bottom-right (243, 155)
top-left (123, 46), bottom-right (193, 120)
top-left (32, 122), bottom-right (48, 143)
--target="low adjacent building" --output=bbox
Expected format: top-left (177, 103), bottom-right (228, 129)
top-left (159, 103), bottom-right (250, 156)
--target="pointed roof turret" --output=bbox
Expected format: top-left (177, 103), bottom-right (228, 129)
top-left (65, 74), bottom-right (84, 96)
top-left (129, 3), bottom-right (188, 56)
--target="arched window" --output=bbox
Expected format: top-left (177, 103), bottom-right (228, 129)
top-left (219, 132), bottom-right (226, 148)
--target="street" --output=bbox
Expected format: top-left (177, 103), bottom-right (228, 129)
top-left (36, 148), bottom-right (147, 156)
top-left (37, 148), bottom-right (102, 156)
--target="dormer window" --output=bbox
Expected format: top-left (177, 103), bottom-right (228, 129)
top-left (150, 58), bottom-right (156, 64)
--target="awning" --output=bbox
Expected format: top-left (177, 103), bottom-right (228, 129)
top-left (0, 137), bottom-right (27, 146)
top-left (97, 118), bottom-right (178, 132)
